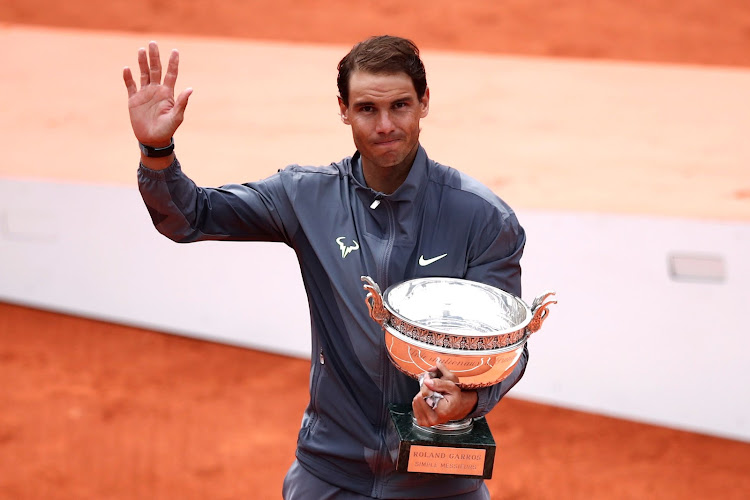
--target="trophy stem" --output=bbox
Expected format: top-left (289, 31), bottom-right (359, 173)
top-left (411, 415), bottom-right (474, 436)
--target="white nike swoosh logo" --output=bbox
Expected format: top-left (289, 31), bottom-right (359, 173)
top-left (419, 253), bottom-right (448, 266)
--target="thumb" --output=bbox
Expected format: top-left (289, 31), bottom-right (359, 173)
top-left (173, 87), bottom-right (193, 118)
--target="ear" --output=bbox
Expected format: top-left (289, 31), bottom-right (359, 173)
top-left (420, 87), bottom-right (430, 118)
top-left (338, 96), bottom-right (350, 124)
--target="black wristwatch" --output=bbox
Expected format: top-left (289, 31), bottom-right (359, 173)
top-left (139, 137), bottom-right (174, 158)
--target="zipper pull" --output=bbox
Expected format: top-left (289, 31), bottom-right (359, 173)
top-left (370, 199), bottom-right (381, 209)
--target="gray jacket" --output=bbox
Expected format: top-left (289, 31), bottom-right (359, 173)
top-left (137, 145), bottom-right (527, 498)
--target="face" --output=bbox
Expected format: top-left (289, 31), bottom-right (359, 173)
top-left (339, 70), bottom-right (429, 188)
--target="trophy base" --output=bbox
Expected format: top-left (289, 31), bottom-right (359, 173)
top-left (389, 404), bottom-right (496, 479)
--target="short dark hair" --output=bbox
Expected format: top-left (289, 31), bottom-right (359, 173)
top-left (337, 35), bottom-right (427, 106)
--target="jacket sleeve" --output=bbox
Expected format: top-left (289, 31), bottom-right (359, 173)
top-left (463, 207), bottom-right (528, 419)
top-left (137, 158), bottom-right (295, 244)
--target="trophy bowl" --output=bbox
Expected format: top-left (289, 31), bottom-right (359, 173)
top-left (362, 276), bottom-right (556, 349)
top-left (383, 323), bottom-right (528, 389)
top-left (361, 276), bottom-right (556, 389)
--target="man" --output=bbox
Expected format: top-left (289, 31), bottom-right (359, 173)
top-left (124, 35), bottom-right (527, 499)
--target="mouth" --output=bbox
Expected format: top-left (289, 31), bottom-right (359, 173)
top-left (373, 138), bottom-right (400, 147)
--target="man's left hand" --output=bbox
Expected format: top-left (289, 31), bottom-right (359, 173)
top-left (411, 361), bottom-right (478, 427)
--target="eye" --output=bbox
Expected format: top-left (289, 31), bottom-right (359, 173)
top-left (359, 105), bottom-right (374, 113)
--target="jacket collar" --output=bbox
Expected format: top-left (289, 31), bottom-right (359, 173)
top-left (347, 144), bottom-right (430, 206)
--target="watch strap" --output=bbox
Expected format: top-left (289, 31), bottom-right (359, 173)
top-left (139, 138), bottom-right (174, 158)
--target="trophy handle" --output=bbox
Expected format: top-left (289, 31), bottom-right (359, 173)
top-left (527, 291), bottom-right (557, 334)
top-left (361, 276), bottom-right (389, 326)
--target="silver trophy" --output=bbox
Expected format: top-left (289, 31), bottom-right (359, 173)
top-left (361, 276), bottom-right (556, 478)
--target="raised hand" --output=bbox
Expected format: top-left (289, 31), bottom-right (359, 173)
top-left (123, 41), bottom-right (192, 148)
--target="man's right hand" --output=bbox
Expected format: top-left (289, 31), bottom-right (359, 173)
top-left (123, 41), bottom-right (192, 168)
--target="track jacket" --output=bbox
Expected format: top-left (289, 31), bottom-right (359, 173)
top-left (137, 145), bottom-right (528, 498)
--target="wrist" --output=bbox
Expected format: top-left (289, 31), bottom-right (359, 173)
top-left (140, 153), bottom-right (175, 171)
top-left (139, 137), bottom-right (174, 157)
top-left (462, 389), bottom-right (479, 419)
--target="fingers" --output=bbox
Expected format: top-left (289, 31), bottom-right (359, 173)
top-left (423, 376), bottom-right (459, 397)
top-left (137, 47), bottom-right (149, 88)
top-left (123, 67), bottom-right (137, 97)
top-left (412, 388), bottom-right (457, 427)
top-left (412, 393), bottom-right (438, 427)
top-left (418, 379), bottom-right (434, 399)
top-left (133, 42), bottom-right (182, 93)
top-left (435, 360), bottom-right (459, 383)
top-left (414, 377), bottom-right (453, 426)
top-left (413, 366), bottom-right (471, 427)
top-left (163, 49), bottom-right (180, 90)
top-left (148, 41), bottom-right (162, 87)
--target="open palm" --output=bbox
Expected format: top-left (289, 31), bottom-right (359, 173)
top-left (123, 42), bottom-right (192, 147)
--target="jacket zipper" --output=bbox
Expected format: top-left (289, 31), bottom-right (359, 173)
top-left (378, 199), bottom-right (396, 289)
top-left (372, 199), bottom-right (396, 496)
top-left (306, 347), bottom-right (325, 434)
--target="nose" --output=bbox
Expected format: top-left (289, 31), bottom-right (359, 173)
top-left (375, 110), bottom-right (395, 134)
